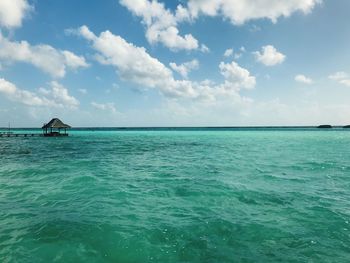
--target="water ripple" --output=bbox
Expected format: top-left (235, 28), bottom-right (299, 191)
top-left (1, 130), bottom-right (350, 262)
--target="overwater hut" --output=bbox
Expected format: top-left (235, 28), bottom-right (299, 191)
top-left (42, 118), bottom-right (71, 137)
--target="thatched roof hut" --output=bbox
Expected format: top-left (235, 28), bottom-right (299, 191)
top-left (42, 118), bottom-right (71, 136)
top-left (42, 118), bottom-right (71, 129)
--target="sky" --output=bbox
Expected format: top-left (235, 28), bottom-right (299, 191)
top-left (0, 0), bottom-right (350, 127)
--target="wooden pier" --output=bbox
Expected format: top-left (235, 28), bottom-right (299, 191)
top-left (1, 118), bottom-right (71, 138)
top-left (0, 133), bottom-right (69, 137)
top-left (0, 133), bottom-right (43, 137)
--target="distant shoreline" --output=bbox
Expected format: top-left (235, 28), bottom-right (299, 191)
top-left (1, 126), bottom-right (349, 130)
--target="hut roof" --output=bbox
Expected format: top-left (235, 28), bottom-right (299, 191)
top-left (42, 118), bottom-right (71, 129)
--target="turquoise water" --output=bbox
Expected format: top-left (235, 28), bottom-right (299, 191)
top-left (1, 129), bottom-right (350, 262)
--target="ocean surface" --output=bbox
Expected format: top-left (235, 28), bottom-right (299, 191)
top-left (0, 128), bottom-right (350, 262)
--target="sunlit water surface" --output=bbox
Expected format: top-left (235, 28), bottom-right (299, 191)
top-left (0, 129), bottom-right (350, 262)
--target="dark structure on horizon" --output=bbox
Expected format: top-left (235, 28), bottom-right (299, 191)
top-left (317, 125), bottom-right (332, 129)
top-left (42, 118), bottom-right (71, 136)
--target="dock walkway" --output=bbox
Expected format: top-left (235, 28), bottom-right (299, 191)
top-left (0, 133), bottom-right (43, 137)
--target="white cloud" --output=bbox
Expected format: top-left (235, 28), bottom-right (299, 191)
top-left (62, 50), bottom-right (89, 70)
top-left (75, 26), bottom-right (193, 98)
top-left (249, 24), bottom-right (261, 32)
top-left (219, 61), bottom-right (256, 90)
top-left (119, 0), bottom-right (320, 52)
top-left (0, 33), bottom-right (88, 78)
top-left (295, 74), bottom-right (313, 84)
top-left (0, 78), bottom-right (16, 93)
top-left (224, 48), bottom-right (234, 57)
top-left (200, 44), bottom-right (210, 53)
top-left (75, 26), bottom-right (256, 102)
top-left (0, 0), bottom-right (32, 29)
top-left (146, 25), bottom-right (198, 51)
top-left (169, 59), bottom-right (199, 78)
top-left (224, 47), bottom-right (244, 59)
top-left (234, 53), bottom-right (242, 60)
top-left (253, 45), bottom-right (285, 66)
top-left (0, 78), bottom-right (51, 106)
top-left (91, 102), bottom-right (117, 113)
top-left (80, 26), bottom-right (174, 89)
top-left (329, 71), bottom-right (348, 81)
top-left (329, 72), bottom-right (350, 87)
top-left (120, 0), bottom-right (199, 51)
top-left (186, 0), bottom-right (321, 25)
top-left (48, 81), bottom-right (79, 108)
top-left (0, 78), bottom-right (79, 108)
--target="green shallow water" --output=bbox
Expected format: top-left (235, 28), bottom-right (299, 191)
top-left (0, 129), bottom-right (350, 262)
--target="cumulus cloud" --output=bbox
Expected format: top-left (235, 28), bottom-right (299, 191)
top-left (253, 45), bottom-right (285, 66)
top-left (186, 0), bottom-right (321, 25)
top-left (200, 44), bottom-right (210, 53)
top-left (62, 50), bottom-right (89, 70)
top-left (295, 74), bottom-right (313, 84)
top-left (0, 78), bottom-right (79, 108)
top-left (120, 0), bottom-right (199, 51)
top-left (77, 26), bottom-right (174, 89)
top-left (119, 0), bottom-right (320, 52)
top-left (0, 33), bottom-right (89, 78)
top-left (328, 72), bottom-right (350, 87)
top-left (147, 25), bottom-right (198, 51)
top-left (219, 61), bottom-right (256, 90)
top-left (74, 25), bottom-right (256, 101)
top-left (0, 0), bottom-right (32, 29)
top-left (47, 81), bottom-right (80, 108)
top-left (224, 48), bottom-right (234, 57)
top-left (224, 47), bottom-right (245, 59)
top-left (0, 78), bottom-right (50, 106)
top-left (91, 102), bottom-right (117, 113)
top-left (169, 59), bottom-right (199, 78)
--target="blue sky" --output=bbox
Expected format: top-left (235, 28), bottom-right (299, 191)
top-left (0, 0), bottom-right (350, 127)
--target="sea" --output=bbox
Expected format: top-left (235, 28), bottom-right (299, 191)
top-left (0, 128), bottom-right (349, 262)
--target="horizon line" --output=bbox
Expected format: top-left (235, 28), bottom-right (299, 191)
top-left (1, 125), bottom-right (349, 129)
